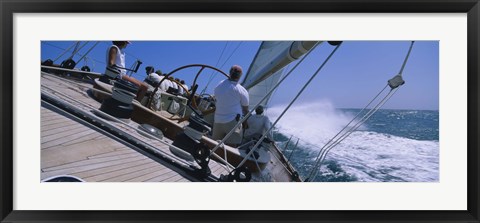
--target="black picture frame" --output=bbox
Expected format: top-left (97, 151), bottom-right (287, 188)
top-left (1, 0), bottom-right (479, 222)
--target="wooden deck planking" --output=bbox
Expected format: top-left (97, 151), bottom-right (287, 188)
top-left (125, 167), bottom-right (178, 182)
top-left (42, 138), bottom-right (127, 168)
top-left (41, 128), bottom-right (100, 149)
top-left (99, 163), bottom-right (169, 182)
top-left (43, 152), bottom-right (144, 172)
top-left (41, 103), bottom-right (193, 182)
top-left (62, 132), bottom-right (106, 147)
top-left (74, 158), bottom-right (160, 179)
top-left (146, 169), bottom-right (184, 182)
top-left (87, 148), bottom-right (137, 159)
top-left (41, 117), bottom-right (71, 127)
top-left (41, 74), bottom-right (235, 182)
top-left (41, 123), bottom-right (88, 138)
top-left (41, 156), bottom-right (149, 180)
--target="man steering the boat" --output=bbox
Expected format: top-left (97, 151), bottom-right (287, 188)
top-left (106, 41), bottom-right (149, 101)
top-left (211, 65), bottom-right (249, 147)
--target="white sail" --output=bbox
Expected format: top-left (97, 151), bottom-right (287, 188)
top-left (242, 41), bottom-right (321, 108)
top-left (247, 68), bottom-right (285, 108)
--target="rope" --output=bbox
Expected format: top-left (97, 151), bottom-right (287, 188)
top-left (287, 138), bottom-right (300, 162)
top-left (45, 42), bottom-right (105, 66)
top-left (68, 42), bottom-right (81, 59)
top-left (52, 42), bottom-right (76, 63)
top-left (67, 42), bottom-right (89, 60)
top-left (201, 42), bottom-right (244, 94)
top-left (200, 42), bottom-right (229, 94)
top-left (306, 41), bottom-right (415, 181)
top-left (309, 87), bottom-right (400, 180)
top-left (76, 42), bottom-right (100, 64)
top-left (305, 84), bottom-right (389, 180)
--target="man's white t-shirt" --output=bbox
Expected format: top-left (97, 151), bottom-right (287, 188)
top-left (244, 114), bottom-right (273, 140)
top-left (214, 79), bottom-right (249, 123)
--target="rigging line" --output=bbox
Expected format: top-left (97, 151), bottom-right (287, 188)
top-left (305, 84), bottom-right (390, 179)
top-left (44, 42), bottom-right (105, 65)
top-left (309, 42), bottom-right (414, 180)
top-left (321, 88), bottom-right (400, 158)
top-left (398, 41), bottom-right (415, 76)
top-left (310, 88), bottom-right (401, 180)
top-left (76, 41), bottom-right (100, 64)
top-left (235, 44), bottom-right (343, 170)
top-left (127, 62), bottom-right (137, 77)
top-left (50, 42), bottom-right (77, 62)
top-left (202, 42), bottom-right (244, 93)
top-left (68, 42), bottom-right (90, 60)
top-left (311, 90), bottom-right (400, 181)
top-left (218, 42), bottom-right (244, 71)
top-left (310, 90), bottom-right (395, 179)
top-left (68, 42), bottom-right (81, 59)
top-left (200, 42), bottom-right (229, 94)
top-left (209, 42), bottom-right (321, 156)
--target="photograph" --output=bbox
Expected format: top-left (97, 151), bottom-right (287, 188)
top-left (2, 0), bottom-right (478, 221)
top-left (40, 40), bottom-right (439, 183)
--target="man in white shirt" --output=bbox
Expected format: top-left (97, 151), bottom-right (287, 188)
top-left (244, 105), bottom-right (273, 142)
top-left (212, 65), bottom-right (249, 147)
top-left (180, 80), bottom-right (189, 93)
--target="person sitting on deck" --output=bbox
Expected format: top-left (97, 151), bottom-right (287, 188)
top-left (143, 66), bottom-right (157, 87)
top-left (244, 105), bottom-right (273, 143)
top-left (105, 41), bottom-right (149, 101)
top-left (211, 65), bottom-right (249, 147)
top-left (143, 69), bottom-right (172, 109)
top-left (175, 78), bottom-right (184, 95)
top-left (166, 76), bottom-right (180, 94)
top-left (180, 80), bottom-right (189, 92)
top-left (145, 66), bottom-right (155, 76)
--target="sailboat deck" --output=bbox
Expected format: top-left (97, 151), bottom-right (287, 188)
top-left (41, 73), bottom-right (229, 182)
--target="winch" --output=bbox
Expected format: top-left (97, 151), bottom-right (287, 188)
top-left (99, 79), bottom-right (138, 119)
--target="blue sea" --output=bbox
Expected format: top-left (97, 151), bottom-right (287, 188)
top-left (268, 103), bottom-right (439, 182)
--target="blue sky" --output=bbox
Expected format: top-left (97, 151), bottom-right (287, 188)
top-left (41, 41), bottom-right (439, 110)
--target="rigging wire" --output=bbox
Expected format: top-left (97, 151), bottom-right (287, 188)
top-left (76, 41), bottom-right (100, 64)
top-left (68, 41), bottom-right (89, 60)
top-left (43, 42), bottom-right (105, 66)
top-left (209, 42), bottom-right (322, 156)
top-left (200, 42), bottom-right (229, 94)
top-left (201, 42), bottom-right (244, 94)
top-left (235, 43), bottom-right (343, 170)
top-left (309, 87), bottom-right (400, 180)
top-left (51, 42), bottom-right (76, 63)
top-left (306, 41), bottom-right (415, 181)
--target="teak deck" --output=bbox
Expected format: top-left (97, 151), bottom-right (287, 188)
top-left (41, 73), bottom-right (229, 182)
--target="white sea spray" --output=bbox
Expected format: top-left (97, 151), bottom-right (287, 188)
top-left (267, 101), bottom-right (439, 182)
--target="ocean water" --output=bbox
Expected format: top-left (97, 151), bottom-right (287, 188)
top-left (268, 102), bottom-right (439, 182)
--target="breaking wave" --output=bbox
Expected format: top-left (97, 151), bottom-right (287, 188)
top-left (267, 101), bottom-right (439, 182)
